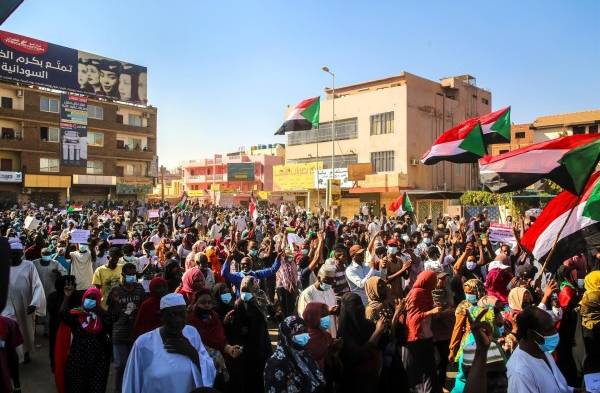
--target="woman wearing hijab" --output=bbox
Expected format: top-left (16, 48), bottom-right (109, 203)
top-left (185, 240), bottom-right (206, 271)
top-left (275, 253), bottom-right (299, 319)
top-left (205, 246), bottom-right (223, 283)
top-left (156, 238), bottom-right (172, 267)
top-left (581, 271), bottom-right (600, 373)
top-left (302, 302), bottom-right (334, 370)
top-left (187, 288), bottom-right (242, 390)
top-left (264, 315), bottom-right (326, 393)
top-left (451, 303), bottom-right (507, 393)
top-left (59, 286), bottom-right (111, 393)
top-left (403, 270), bottom-right (442, 393)
top-left (338, 292), bottom-right (386, 393)
top-left (212, 283), bottom-right (234, 321)
top-left (484, 254), bottom-right (514, 304)
top-left (224, 276), bottom-right (272, 393)
top-left (177, 267), bottom-right (206, 305)
top-left (178, 233), bottom-right (195, 266)
top-left (449, 279), bottom-right (485, 363)
top-left (554, 264), bottom-right (580, 385)
top-left (365, 276), bottom-right (393, 322)
top-left (503, 287), bottom-right (533, 355)
top-left (132, 277), bottom-right (168, 340)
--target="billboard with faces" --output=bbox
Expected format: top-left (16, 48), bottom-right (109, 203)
top-left (0, 30), bottom-right (147, 105)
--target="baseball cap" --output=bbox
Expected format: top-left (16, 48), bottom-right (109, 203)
top-left (349, 245), bottom-right (365, 258)
top-left (516, 264), bottom-right (538, 279)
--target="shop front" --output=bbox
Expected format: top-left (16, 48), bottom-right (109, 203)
top-left (0, 171), bottom-right (22, 206)
top-left (71, 175), bottom-right (117, 202)
top-left (116, 177), bottom-right (154, 201)
top-left (24, 174), bottom-right (71, 205)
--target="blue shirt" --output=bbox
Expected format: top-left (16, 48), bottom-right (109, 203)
top-left (221, 256), bottom-right (282, 296)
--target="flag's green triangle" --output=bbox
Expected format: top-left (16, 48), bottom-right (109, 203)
top-left (301, 97), bottom-right (320, 128)
top-left (583, 179), bottom-right (600, 221)
top-left (402, 193), bottom-right (413, 213)
top-left (67, 205), bottom-right (74, 213)
top-left (490, 107), bottom-right (511, 141)
top-left (559, 138), bottom-right (600, 195)
top-left (458, 123), bottom-right (486, 157)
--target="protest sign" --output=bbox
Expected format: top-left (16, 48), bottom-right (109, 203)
top-left (148, 209), bottom-right (160, 218)
top-left (488, 223), bottom-right (516, 244)
top-left (24, 216), bottom-right (39, 230)
top-left (70, 229), bottom-right (90, 244)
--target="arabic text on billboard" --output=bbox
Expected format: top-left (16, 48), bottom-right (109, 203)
top-left (315, 168), bottom-right (353, 189)
top-left (227, 163), bottom-right (255, 181)
top-left (0, 30), bottom-right (147, 105)
top-left (273, 162), bottom-right (322, 191)
top-left (60, 94), bottom-right (87, 167)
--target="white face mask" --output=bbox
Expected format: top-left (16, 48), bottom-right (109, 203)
top-left (466, 260), bottom-right (477, 271)
top-left (578, 278), bottom-right (585, 289)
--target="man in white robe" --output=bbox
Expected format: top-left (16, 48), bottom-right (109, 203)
top-left (1, 238), bottom-right (46, 362)
top-left (297, 264), bottom-right (339, 338)
top-left (122, 293), bottom-right (216, 393)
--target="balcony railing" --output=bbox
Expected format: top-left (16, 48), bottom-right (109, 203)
top-left (287, 118), bottom-right (358, 146)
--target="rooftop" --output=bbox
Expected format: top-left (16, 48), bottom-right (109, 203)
top-left (532, 109), bottom-right (600, 128)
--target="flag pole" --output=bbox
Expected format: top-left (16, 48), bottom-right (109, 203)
top-left (537, 193), bottom-right (583, 276)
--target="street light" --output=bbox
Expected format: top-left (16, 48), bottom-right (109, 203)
top-left (321, 66), bottom-right (335, 179)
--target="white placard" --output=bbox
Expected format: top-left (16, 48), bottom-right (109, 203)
top-left (314, 168), bottom-right (353, 189)
top-left (488, 223), bottom-right (516, 244)
top-left (109, 238), bottom-right (130, 245)
top-left (70, 229), bottom-right (90, 244)
top-left (24, 216), bottom-right (39, 230)
top-left (148, 209), bottom-right (160, 218)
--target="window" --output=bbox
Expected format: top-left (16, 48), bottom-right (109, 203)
top-left (499, 150), bottom-right (509, 154)
top-left (40, 96), bottom-right (59, 113)
top-left (128, 137), bottom-right (143, 150)
top-left (88, 131), bottom-right (104, 147)
top-left (124, 162), bottom-right (145, 176)
top-left (116, 166), bottom-right (124, 177)
top-left (287, 154), bottom-right (358, 170)
top-left (573, 125), bottom-right (586, 135)
top-left (515, 132), bottom-right (526, 139)
top-left (1, 128), bottom-right (15, 139)
top-left (88, 105), bottom-right (104, 120)
top-left (482, 98), bottom-right (489, 105)
top-left (87, 160), bottom-right (103, 175)
top-left (370, 151), bottom-right (395, 172)
top-left (370, 112), bottom-right (394, 135)
top-left (589, 125), bottom-right (598, 134)
top-left (0, 159), bottom-right (12, 171)
top-left (40, 126), bottom-right (59, 142)
top-left (1, 97), bottom-right (13, 109)
top-left (116, 114), bottom-right (123, 124)
top-left (128, 114), bottom-right (142, 127)
top-left (40, 158), bottom-right (59, 172)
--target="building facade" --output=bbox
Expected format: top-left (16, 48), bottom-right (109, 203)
top-left (282, 72), bottom-right (492, 218)
top-left (0, 82), bottom-right (157, 205)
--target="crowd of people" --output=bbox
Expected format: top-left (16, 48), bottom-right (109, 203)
top-left (1, 199), bottom-right (599, 393)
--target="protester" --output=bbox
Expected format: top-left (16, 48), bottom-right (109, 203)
top-left (92, 246), bottom-right (124, 307)
top-left (302, 302), bottom-right (334, 370)
top-left (177, 266), bottom-right (206, 305)
top-left (297, 264), bottom-right (339, 337)
top-left (132, 276), bottom-right (168, 339)
top-left (122, 293), bottom-right (216, 392)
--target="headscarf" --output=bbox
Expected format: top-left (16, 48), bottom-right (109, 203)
top-left (156, 238), bottom-right (171, 266)
top-left (186, 289), bottom-right (227, 352)
top-left (177, 266), bottom-right (206, 305)
top-left (303, 302), bottom-right (333, 369)
top-left (239, 275), bottom-right (270, 319)
top-left (205, 246), bottom-right (223, 283)
top-left (164, 258), bottom-right (182, 292)
top-left (182, 233), bottom-right (194, 250)
top-left (581, 271), bottom-right (600, 329)
top-left (364, 276), bottom-right (387, 321)
top-left (485, 256), bottom-right (514, 303)
top-left (338, 292), bottom-right (374, 345)
top-left (507, 287), bottom-right (528, 312)
top-left (276, 254), bottom-right (298, 293)
top-left (556, 265), bottom-right (576, 291)
top-left (463, 278), bottom-right (486, 298)
top-left (133, 277), bottom-right (167, 339)
top-left (405, 270), bottom-right (437, 342)
top-left (70, 287), bottom-right (103, 334)
top-left (185, 240), bottom-right (206, 271)
top-left (264, 316), bottom-right (325, 393)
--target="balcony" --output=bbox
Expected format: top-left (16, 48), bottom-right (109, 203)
top-left (115, 144), bottom-right (154, 159)
top-left (185, 173), bottom-right (227, 183)
top-left (186, 175), bottom-right (206, 182)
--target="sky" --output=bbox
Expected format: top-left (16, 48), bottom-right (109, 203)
top-left (3, 0), bottom-right (599, 168)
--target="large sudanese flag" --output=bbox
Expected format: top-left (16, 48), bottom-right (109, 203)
top-left (275, 96), bottom-right (320, 135)
top-left (479, 106), bottom-right (511, 144)
top-left (521, 171), bottom-right (600, 272)
top-left (479, 133), bottom-right (600, 193)
top-left (421, 118), bottom-right (486, 165)
top-left (389, 192), bottom-right (413, 217)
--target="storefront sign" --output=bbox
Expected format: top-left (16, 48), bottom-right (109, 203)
top-left (273, 162), bottom-right (322, 191)
top-left (348, 163), bottom-right (373, 181)
top-left (227, 162), bottom-right (255, 181)
top-left (0, 171), bottom-right (21, 183)
top-left (315, 168), bottom-right (352, 189)
top-left (72, 175), bottom-right (116, 185)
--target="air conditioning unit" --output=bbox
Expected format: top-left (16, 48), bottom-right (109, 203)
top-left (410, 158), bottom-right (419, 166)
top-left (16, 89), bottom-right (23, 97)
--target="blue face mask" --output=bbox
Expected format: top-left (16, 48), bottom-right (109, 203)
top-left (41, 255), bottom-right (52, 262)
top-left (240, 291), bottom-right (253, 302)
top-left (220, 293), bottom-right (233, 304)
top-left (292, 332), bottom-right (310, 347)
top-left (302, 249), bottom-right (309, 256)
top-left (125, 275), bottom-right (136, 283)
top-left (497, 326), bottom-right (505, 336)
top-left (534, 331), bottom-right (560, 353)
top-left (79, 245), bottom-right (88, 252)
top-left (320, 316), bottom-right (331, 330)
top-left (149, 250), bottom-right (156, 257)
top-left (320, 283), bottom-right (332, 291)
top-left (465, 293), bottom-right (478, 304)
top-left (83, 298), bottom-right (96, 310)
top-left (249, 249), bottom-right (258, 257)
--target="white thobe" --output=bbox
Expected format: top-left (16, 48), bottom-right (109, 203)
top-left (507, 346), bottom-right (573, 393)
top-left (297, 284), bottom-right (338, 338)
top-left (1, 260), bottom-right (46, 353)
top-left (122, 325), bottom-right (216, 393)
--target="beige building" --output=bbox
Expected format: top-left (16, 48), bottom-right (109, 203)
top-left (282, 72), bottom-right (491, 219)
top-left (532, 109), bottom-right (600, 142)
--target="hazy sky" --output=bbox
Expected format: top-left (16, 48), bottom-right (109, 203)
top-left (4, 0), bottom-right (599, 168)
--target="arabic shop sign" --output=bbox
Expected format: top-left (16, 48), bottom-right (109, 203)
top-left (0, 30), bottom-right (148, 105)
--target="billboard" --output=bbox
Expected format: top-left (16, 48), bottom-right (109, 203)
top-left (327, 179), bottom-right (342, 206)
top-left (348, 163), bottom-right (373, 181)
top-left (227, 163), bottom-right (255, 181)
top-left (0, 30), bottom-right (147, 105)
top-left (60, 94), bottom-right (87, 167)
top-left (315, 168), bottom-right (353, 189)
top-left (273, 162), bottom-right (322, 191)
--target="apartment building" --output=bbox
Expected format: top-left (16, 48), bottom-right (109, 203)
top-left (0, 82), bottom-right (157, 205)
top-left (283, 72), bottom-right (492, 218)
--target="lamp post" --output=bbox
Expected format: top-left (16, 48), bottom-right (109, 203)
top-left (322, 67), bottom-right (336, 212)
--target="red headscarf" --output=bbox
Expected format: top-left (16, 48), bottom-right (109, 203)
top-left (70, 287), bottom-right (103, 334)
top-left (405, 270), bottom-right (437, 342)
top-left (186, 288), bottom-right (227, 351)
top-left (177, 267), bottom-right (206, 305)
top-left (485, 255), bottom-right (514, 303)
top-left (133, 277), bottom-right (167, 339)
top-left (303, 302), bottom-right (333, 369)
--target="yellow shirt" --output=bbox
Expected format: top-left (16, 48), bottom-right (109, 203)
top-left (92, 264), bottom-right (123, 308)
